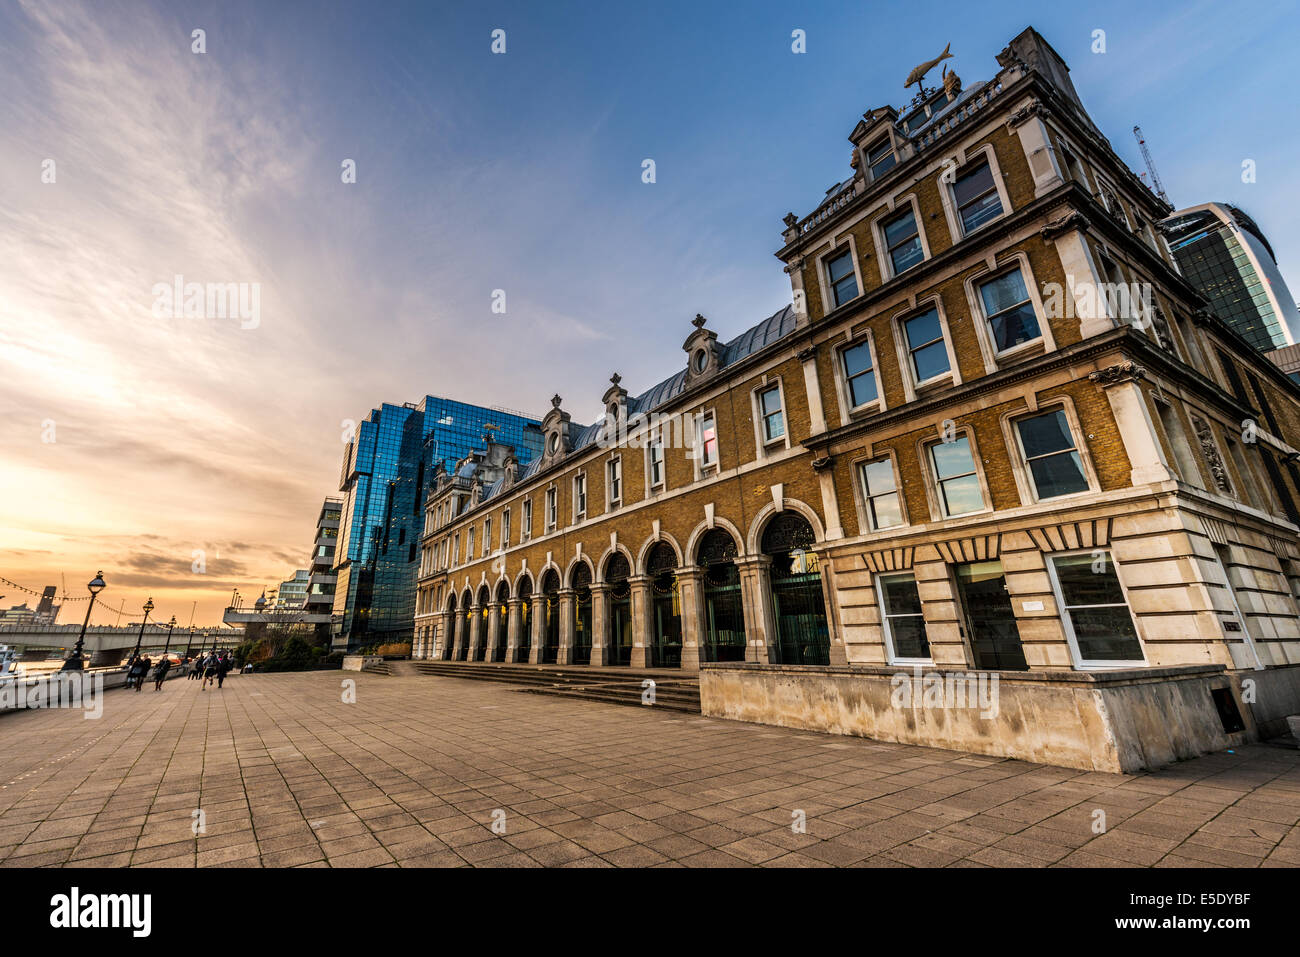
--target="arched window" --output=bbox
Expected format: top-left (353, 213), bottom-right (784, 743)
top-left (516, 577), bottom-right (533, 662)
top-left (541, 570), bottom-right (561, 664)
top-left (604, 552), bottom-right (633, 666)
top-left (697, 528), bottom-right (744, 662)
top-left (646, 542), bottom-right (681, 668)
top-left (444, 592), bottom-right (458, 660)
top-left (761, 512), bottom-right (829, 665)
top-left (493, 581), bottom-right (510, 662)
top-left (572, 562), bottom-right (593, 665)
top-left (475, 586), bottom-right (491, 661)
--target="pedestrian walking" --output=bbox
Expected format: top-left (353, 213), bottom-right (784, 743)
top-left (202, 654), bottom-right (219, 690)
top-left (153, 656), bottom-right (171, 691)
top-left (216, 654), bottom-right (231, 689)
top-left (131, 656), bottom-right (151, 692)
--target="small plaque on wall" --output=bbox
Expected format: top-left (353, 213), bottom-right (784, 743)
top-left (1022, 600), bottom-right (1044, 612)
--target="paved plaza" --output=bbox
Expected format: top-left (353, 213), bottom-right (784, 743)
top-left (1, 670), bottom-right (1298, 868)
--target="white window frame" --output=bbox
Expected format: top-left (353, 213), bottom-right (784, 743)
top-left (694, 410), bottom-right (720, 477)
top-left (964, 254), bottom-right (1054, 370)
top-left (646, 434), bottom-right (665, 492)
top-left (939, 144), bottom-right (1012, 242)
top-left (605, 456), bottom-right (622, 508)
top-left (467, 526), bottom-right (475, 559)
top-left (918, 428), bottom-right (992, 521)
top-left (833, 328), bottom-right (886, 424)
top-left (862, 133), bottom-right (898, 182)
top-left (892, 297), bottom-right (960, 400)
top-left (544, 486), bottom-right (557, 533)
top-left (452, 532), bottom-right (459, 568)
top-left (1002, 401), bottom-right (1098, 506)
top-left (482, 518), bottom-right (491, 557)
top-left (502, 507), bottom-right (511, 549)
top-left (1045, 549), bottom-right (1146, 669)
top-left (521, 498), bottom-right (533, 541)
top-left (852, 452), bottom-right (907, 533)
top-left (573, 471), bottom-right (587, 521)
top-left (819, 236), bottom-right (865, 314)
top-left (873, 195), bottom-right (931, 281)
top-left (752, 377), bottom-right (790, 456)
top-left (875, 571), bottom-right (933, 665)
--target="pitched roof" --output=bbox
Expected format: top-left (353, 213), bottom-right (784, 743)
top-left (481, 304), bottom-right (796, 503)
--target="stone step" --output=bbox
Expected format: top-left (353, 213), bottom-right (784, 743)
top-left (403, 660), bottom-right (701, 713)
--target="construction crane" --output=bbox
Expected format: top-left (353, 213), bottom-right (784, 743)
top-left (1133, 125), bottom-right (1170, 205)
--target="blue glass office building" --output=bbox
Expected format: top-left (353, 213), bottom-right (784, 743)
top-left (333, 396), bottom-right (543, 649)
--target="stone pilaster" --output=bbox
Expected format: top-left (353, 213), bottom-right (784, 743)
top-left (505, 598), bottom-right (522, 663)
top-left (629, 575), bottom-right (654, 669)
top-left (468, 603), bottom-right (483, 661)
top-left (556, 589), bottom-right (576, 664)
top-left (486, 601), bottom-right (502, 662)
top-left (735, 555), bottom-right (775, 663)
top-left (676, 568), bottom-right (705, 672)
top-left (589, 584), bottom-right (609, 666)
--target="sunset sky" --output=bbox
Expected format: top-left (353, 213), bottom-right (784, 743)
top-left (2, 0), bottom-right (1297, 628)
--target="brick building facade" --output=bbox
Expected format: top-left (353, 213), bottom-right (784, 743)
top-left (412, 28), bottom-right (1300, 771)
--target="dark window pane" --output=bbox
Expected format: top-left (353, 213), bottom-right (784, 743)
top-left (980, 269), bottom-right (1029, 316)
top-left (1069, 606), bottom-right (1143, 661)
top-left (904, 309), bottom-right (942, 349)
top-left (848, 370), bottom-right (877, 407)
top-left (911, 340), bottom-right (950, 381)
top-left (881, 575), bottom-right (922, 615)
top-left (827, 251), bottom-right (854, 282)
top-left (1029, 452), bottom-right (1088, 498)
top-left (1018, 410), bottom-right (1074, 458)
top-left (883, 210), bottom-right (917, 248)
top-left (760, 387), bottom-right (781, 416)
top-left (890, 615), bottom-right (930, 659)
top-left (1054, 553), bottom-right (1127, 606)
top-left (843, 342), bottom-right (872, 377)
top-left (953, 162), bottom-right (995, 207)
top-left (988, 302), bottom-right (1041, 351)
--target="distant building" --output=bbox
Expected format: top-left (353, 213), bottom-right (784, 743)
top-left (304, 497), bottom-right (342, 616)
top-left (34, 586), bottom-right (60, 624)
top-left (0, 603), bottom-right (37, 625)
top-left (1161, 202), bottom-right (1300, 352)
top-left (332, 396), bottom-right (544, 650)
top-left (1266, 343), bottom-right (1300, 385)
top-left (275, 570), bottom-right (310, 609)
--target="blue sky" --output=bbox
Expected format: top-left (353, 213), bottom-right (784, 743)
top-left (2, 0), bottom-right (1297, 623)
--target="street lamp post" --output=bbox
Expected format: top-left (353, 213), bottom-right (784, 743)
top-left (61, 571), bottom-right (105, 672)
top-left (130, 597), bottom-right (154, 664)
top-left (184, 627), bottom-right (194, 659)
top-left (162, 615), bottom-right (177, 659)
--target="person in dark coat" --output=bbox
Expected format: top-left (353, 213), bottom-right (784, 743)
top-left (131, 656), bottom-right (151, 692)
top-left (216, 654), bottom-right (231, 689)
top-left (152, 656), bottom-right (171, 691)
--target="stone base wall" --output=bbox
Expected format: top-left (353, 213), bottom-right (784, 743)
top-left (342, 655), bottom-right (383, 672)
top-left (697, 662), bottom-right (1299, 773)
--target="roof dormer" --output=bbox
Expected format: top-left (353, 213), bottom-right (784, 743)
top-left (682, 314), bottom-right (722, 384)
top-left (540, 393), bottom-right (573, 464)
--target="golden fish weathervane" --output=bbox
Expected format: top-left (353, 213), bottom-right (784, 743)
top-left (905, 42), bottom-right (952, 93)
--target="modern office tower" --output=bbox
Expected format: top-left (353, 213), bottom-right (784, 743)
top-left (275, 570), bottom-right (310, 609)
top-left (304, 497), bottom-right (342, 616)
top-left (332, 396), bottom-right (543, 650)
top-left (1161, 202), bottom-right (1300, 352)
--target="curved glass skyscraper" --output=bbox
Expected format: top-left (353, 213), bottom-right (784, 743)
top-left (333, 396), bottom-right (543, 650)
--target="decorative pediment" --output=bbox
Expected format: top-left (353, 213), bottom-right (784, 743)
top-left (682, 314), bottom-right (723, 383)
top-left (540, 394), bottom-right (573, 463)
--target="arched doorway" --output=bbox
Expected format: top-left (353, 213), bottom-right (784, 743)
top-left (475, 586), bottom-right (491, 661)
top-left (646, 542), bottom-right (682, 668)
top-left (459, 589), bottom-right (473, 661)
top-left (493, 581), bottom-right (510, 662)
top-left (540, 569), bottom-right (561, 664)
top-left (605, 552), bottom-right (633, 666)
top-left (697, 528), bottom-right (745, 662)
top-left (517, 577), bottom-right (533, 662)
top-left (572, 562), bottom-right (593, 665)
top-left (444, 593), bottom-right (457, 660)
top-left (761, 511), bottom-right (830, 665)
